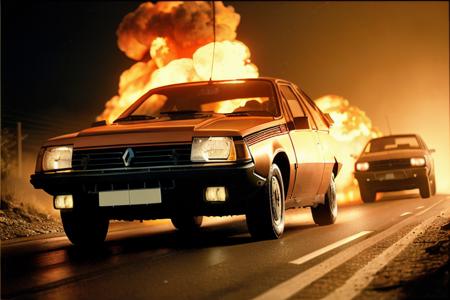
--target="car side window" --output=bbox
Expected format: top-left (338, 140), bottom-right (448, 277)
top-left (282, 85), bottom-right (317, 130)
top-left (295, 97), bottom-right (317, 130)
top-left (296, 88), bottom-right (329, 131)
top-left (279, 85), bottom-right (306, 118)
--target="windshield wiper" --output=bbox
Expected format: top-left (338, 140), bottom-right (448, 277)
top-left (224, 111), bottom-right (272, 117)
top-left (224, 111), bottom-right (251, 116)
top-left (158, 110), bottom-right (215, 119)
top-left (113, 115), bottom-right (156, 123)
top-left (159, 110), bottom-right (213, 115)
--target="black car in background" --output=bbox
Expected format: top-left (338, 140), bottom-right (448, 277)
top-left (354, 134), bottom-right (436, 203)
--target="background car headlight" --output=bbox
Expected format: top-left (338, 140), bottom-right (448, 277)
top-left (191, 137), bottom-right (236, 162)
top-left (410, 157), bottom-right (426, 166)
top-left (42, 145), bottom-right (73, 171)
top-left (355, 162), bottom-right (369, 171)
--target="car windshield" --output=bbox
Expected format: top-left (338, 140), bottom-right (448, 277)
top-left (364, 136), bottom-right (421, 153)
top-left (124, 80), bottom-right (278, 119)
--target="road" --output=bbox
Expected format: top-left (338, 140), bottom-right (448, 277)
top-left (2, 193), bottom-right (449, 300)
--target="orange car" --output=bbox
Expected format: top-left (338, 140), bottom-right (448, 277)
top-left (31, 78), bottom-right (341, 245)
top-left (354, 134), bottom-right (436, 203)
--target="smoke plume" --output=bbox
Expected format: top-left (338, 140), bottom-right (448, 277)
top-left (98, 1), bottom-right (252, 122)
top-left (117, 1), bottom-right (240, 61)
top-left (315, 95), bottom-right (383, 203)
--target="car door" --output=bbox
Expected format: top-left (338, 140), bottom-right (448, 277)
top-left (296, 88), bottom-right (335, 195)
top-left (279, 84), bottom-right (324, 205)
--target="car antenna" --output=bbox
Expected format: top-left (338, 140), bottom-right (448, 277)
top-left (385, 115), bottom-right (392, 135)
top-left (208, 0), bottom-right (216, 84)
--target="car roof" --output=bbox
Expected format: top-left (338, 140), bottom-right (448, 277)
top-left (148, 77), bottom-right (294, 90)
top-left (370, 134), bottom-right (422, 140)
top-left (368, 134), bottom-right (425, 145)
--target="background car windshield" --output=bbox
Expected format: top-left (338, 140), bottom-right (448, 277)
top-left (130, 81), bottom-right (277, 117)
top-left (365, 136), bottom-right (421, 153)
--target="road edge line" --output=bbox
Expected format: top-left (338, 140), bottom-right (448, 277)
top-left (321, 206), bottom-right (450, 300)
top-left (290, 231), bottom-right (372, 265)
top-left (252, 198), bottom-right (446, 300)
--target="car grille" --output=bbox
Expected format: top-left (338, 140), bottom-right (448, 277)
top-left (369, 158), bottom-right (411, 171)
top-left (72, 144), bottom-right (192, 170)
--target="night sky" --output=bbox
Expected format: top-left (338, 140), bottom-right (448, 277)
top-left (2, 1), bottom-right (449, 190)
top-left (2, 1), bottom-right (139, 149)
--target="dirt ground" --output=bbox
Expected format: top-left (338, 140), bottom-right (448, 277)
top-left (359, 215), bottom-right (449, 299)
top-left (0, 195), bottom-right (63, 240)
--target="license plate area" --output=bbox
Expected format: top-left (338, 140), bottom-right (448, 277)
top-left (99, 188), bottom-right (162, 207)
top-left (384, 173), bottom-right (395, 180)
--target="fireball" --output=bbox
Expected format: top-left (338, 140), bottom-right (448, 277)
top-left (315, 95), bottom-right (383, 203)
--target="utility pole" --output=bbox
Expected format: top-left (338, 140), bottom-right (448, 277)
top-left (17, 122), bottom-right (22, 178)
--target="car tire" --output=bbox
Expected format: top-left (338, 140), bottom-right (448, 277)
top-left (311, 173), bottom-right (338, 225)
top-left (359, 185), bottom-right (376, 203)
top-left (61, 209), bottom-right (109, 246)
top-left (419, 177), bottom-right (431, 198)
top-left (171, 215), bottom-right (203, 232)
top-left (430, 174), bottom-right (436, 196)
top-left (246, 163), bottom-right (285, 240)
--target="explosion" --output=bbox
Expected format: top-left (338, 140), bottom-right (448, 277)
top-left (98, 1), bottom-right (257, 123)
top-left (315, 95), bottom-right (383, 203)
top-left (98, 1), bottom-right (383, 204)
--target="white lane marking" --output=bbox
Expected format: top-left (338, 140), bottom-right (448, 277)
top-left (253, 198), bottom-right (446, 300)
top-left (290, 231), bottom-right (373, 265)
top-left (415, 206), bottom-right (425, 210)
top-left (400, 212), bottom-right (412, 217)
top-left (415, 199), bottom-right (445, 216)
top-left (322, 206), bottom-right (450, 300)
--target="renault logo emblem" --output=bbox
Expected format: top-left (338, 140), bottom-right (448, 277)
top-left (122, 148), bottom-right (135, 167)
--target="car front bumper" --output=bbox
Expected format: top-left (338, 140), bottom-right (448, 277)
top-left (354, 167), bottom-right (428, 192)
top-left (30, 162), bottom-right (266, 219)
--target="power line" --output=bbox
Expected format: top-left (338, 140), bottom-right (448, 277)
top-left (2, 112), bottom-right (85, 128)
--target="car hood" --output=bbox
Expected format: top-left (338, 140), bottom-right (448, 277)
top-left (358, 149), bottom-right (427, 162)
top-left (45, 115), bottom-right (281, 148)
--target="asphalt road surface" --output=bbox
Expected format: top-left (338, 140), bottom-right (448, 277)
top-left (2, 193), bottom-right (449, 300)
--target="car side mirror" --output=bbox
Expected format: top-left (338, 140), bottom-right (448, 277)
top-left (91, 120), bottom-right (107, 127)
top-left (350, 153), bottom-right (358, 159)
top-left (293, 116), bottom-right (310, 130)
top-left (324, 113), bottom-right (334, 126)
top-left (429, 149), bottom-right (436, 153)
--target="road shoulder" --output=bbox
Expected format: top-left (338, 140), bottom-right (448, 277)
top-left (358, 212), bottom-right (449, 299)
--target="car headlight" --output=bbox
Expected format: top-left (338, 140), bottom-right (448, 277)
top-left (410, 157), bottom-right (426, 166)
top-left (191, 137), bottom-right (236, 162)
top-left (355, 162), bottom-right (369, 171)
top-left (42, 145), bottom-right (73, 171)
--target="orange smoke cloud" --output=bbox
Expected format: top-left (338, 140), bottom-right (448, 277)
top-left (98, 1), bottom-right (256, 123)
top-left (117, 1), bottom-right (240, 61)
top-left (315, 95), bottom-right (383, 203)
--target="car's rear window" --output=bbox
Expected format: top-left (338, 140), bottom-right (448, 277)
top-left (128, 80), bottom-right (278, 117)
top-left (364, 136), bottom-right (421, 153)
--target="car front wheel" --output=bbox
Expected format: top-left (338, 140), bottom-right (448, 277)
top-left (246, 163), bottom-right (285, 240)
top-left (359, 184), bottom-right (376, 203)
top-left (430, 174), bottom-right (436, 196)
top-left (171, 215), bottom-right (203, 232)
top-left (311, 173), bottom-right (338, 225)
top-left (419, 176), bottom-right (431, 198)
top-left (61, 209), bottom-right (109, 246)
